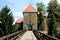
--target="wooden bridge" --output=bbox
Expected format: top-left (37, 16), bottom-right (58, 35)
top-left (0, 30), bottom-right (59, 40)
top-left (16, 31), bottom-right (37, 40)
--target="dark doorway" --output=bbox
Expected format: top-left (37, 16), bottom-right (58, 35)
top-left (28, 25), bottom-right (32, 30)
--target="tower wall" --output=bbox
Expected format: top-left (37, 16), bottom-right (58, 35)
top-left (23, 12), bottom-right (37, 30)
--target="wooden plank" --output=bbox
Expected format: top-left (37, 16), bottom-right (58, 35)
top-left (16, 31), bottom-right (37, 40)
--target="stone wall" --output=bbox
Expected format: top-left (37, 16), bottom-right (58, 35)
top-left (23, 12), bottom-right (37, 30)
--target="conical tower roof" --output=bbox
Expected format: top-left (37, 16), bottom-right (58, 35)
top-left (23, 4), bottom-right (38, 12)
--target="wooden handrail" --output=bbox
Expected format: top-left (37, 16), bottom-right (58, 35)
top-left (0, 30), bottom-right (26, 40)
top-left (33, 30), bottom-right (60, 40)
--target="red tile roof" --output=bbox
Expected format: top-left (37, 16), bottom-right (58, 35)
top-left (23, 4), bottom-right (38, 12)
top-left (16, 18), bottom-right (22, 24)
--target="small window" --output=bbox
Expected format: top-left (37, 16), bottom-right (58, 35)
top-left (29, 13), bottom-right (31, 16)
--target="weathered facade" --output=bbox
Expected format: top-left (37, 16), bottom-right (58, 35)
top-left (23, 5), bottom-right (38, 30)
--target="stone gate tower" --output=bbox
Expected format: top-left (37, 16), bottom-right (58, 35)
top-left (23, 4), bottom-right (38, 30)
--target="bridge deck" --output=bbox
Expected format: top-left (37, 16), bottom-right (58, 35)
top-left (16, 31), bottom-right (37, 40)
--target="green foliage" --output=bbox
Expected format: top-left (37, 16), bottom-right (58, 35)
top-left (36, 2), bottom-right (45, 30)
top-left (0, 6), bottom-right (17, 37)
top-left (47, 0), bottom-right (58, 37)
top-left (36, 2), bottom-right (45, 13)
top-left (47, 0), bottom-right (60, 18)
top-left (57, 29), bottom-right (60, 39)
top-left (47, 13), bottom-right (57, 36)
top-left (0, 28), bottom-right (4, 37)
top-left (37, 12), bottom-right (44, 25)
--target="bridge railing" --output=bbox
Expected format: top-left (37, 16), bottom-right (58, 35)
top-left (0, 30), bottom-right (26, 40)
top-left (33, 30), bottom-right (60, 40)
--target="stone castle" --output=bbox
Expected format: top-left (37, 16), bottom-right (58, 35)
top-left (23, 5), bottom-right (38, 30)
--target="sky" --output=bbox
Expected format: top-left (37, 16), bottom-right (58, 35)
top-left (0, 0), bottom-right (60, 23)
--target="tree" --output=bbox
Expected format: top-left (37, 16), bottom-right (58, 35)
top-left (47, 0), bottom-right (58, 37)
top-left (47, 0), bottom-right (58, 18)
top-left (0, 6), bottom-right (17, 37)
top-left (55, 4), bottom-right (60, 17)
top-left (47, 13), bottom-right (57, 36)
top-left (0, 16), bottom-right (4, 37)
top-left (36, 2), bottom-right (45, 30)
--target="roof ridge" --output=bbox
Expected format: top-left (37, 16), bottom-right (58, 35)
top-left (16, 18), bottom-right (22, 24)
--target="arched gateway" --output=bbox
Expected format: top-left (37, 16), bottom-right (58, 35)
top-left (23, 4), bottom-right (38, 30)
